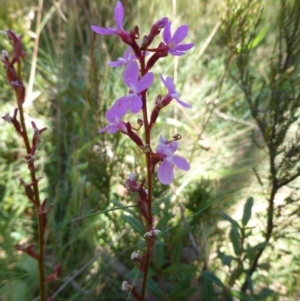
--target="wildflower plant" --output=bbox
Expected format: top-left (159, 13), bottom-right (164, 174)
top-left (1, 30), bottom-right (58, 301)
top-left (92, 1), bottom-right (193, 299)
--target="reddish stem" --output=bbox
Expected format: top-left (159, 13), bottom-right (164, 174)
top-left (15, 61), bottom-right (46, 301)
top-left (139, 53), bottom-right (153, 301)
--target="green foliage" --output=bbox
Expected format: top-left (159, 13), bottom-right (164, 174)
top-left (242, 197), bottom-right (254, 226)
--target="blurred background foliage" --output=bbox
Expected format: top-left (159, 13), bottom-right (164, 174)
top-left (0, 0), bottom-right (300, 300)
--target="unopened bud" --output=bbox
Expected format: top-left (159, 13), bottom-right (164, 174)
top-left (155, 17), bottom-right (169, 29)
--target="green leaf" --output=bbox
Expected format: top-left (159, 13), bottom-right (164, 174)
top-left (246, 241), bottom-right (268, 260)
top-left (217, 250), bottom-right (235, 266)
top-left (201, 270), bottom-right (225, 288)
top-left (147, 278), bottom-right (164, 298)
top-left (248, 25), bottom-right (269, 49)
top-left (169, 285), bottom-right (196, 298)
top-left (242, 197), bottom-right (254, 226)
top-left (255, 288), bottom-right (274, 300)
top-left (236, 25), bottom-right (269, 53)
top-left (230, 290), bottom-right (255, 301)
top-left (217, 211), bottom-right (240, 228)
top-left (172, 241), bottom-right (182, 264)
top-left (163, 263), bottom-right (196, 274)
top-left (156, 212), bottom-right (173, 229)
top-left (112, 199), bottom-right (136, 214)
top-left (121, 214), bottom-right (144, 236)
top-left (153, 243), bottom-right (165, 269)
top-left (202, 274), bottom-right (216, 301)
top-left (171, 225), bottom-right (194, 244)
top-left (230, 226), bottom-right (241, 256)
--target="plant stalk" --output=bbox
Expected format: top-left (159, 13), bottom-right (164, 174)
top-left (16, 62), bottom-right (46, 301)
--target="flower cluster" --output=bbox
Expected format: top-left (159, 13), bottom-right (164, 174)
top-left (92, 2), bottom-right (193, 299)
top-left (93, 0), bottom-right (193, 185)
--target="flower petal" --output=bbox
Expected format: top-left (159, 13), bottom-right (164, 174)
top-left (168, 50), bottom-right (186, 56)
top-left (123, 61), bottom-right (139, 89)
top-left (157, 160), bottom-right (174, 185)
top-left (174, 96), bottom-right (192, 108)
top-left (136, 72), bottom-right (154, 93)
top-left (156, 136), bottom-right (169, 154)
top-left (171, 25), bottom-right (188, 44)
top-left (114, 1), bottom-right (124, 30)
top-left (165, 76), bottom-right (176, 93)
top-left (156, 142), bottom-right (168, 155)
top-left (163, 22), bottom-right (172, 43)
top-left (98, 124), bottom-right (119, 134)
top-left (159, 136), bottom-right (168, 144)
top-left (123, 47), bottom-right (133, 60)
top-left (107, 59), bottom-right (126, 67)
top-left (175, 43), bottom-right (194, 51)
top-left (172, 155), bottom-right (190, 171)
top-left (91, 25), bottom-right (118, 36)
top-left (168, 141), bottom-right (179, 153)
top-left (106, 97), bottom-right (129, 120)
top-left (129, 94), bottom-right (143, 114)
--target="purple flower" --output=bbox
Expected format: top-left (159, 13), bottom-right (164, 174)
top-left (163, 22), bottom-right (194, 56)
top-left (91, 1), bottom-right (130, 42)
top-left (108, 47), bottom-right (136, 68)
top-left (156, 136), bottom-right (190, 185)
top-left (107, 61), bottom-right (154, 118)
top-left (160, 75), bottom-right (192, 108)
top-left (97, 110), bottom-right (127, 134)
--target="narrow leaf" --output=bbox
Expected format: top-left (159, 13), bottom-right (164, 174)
top-left (217, 211), bottom-right (240, 228)
top-left (242, 197), bottom-right (254, 226)
top-left (248, 25), bottom-right (269, 49)
top-left (172, 241), bottom-right (182, 264)
top-left (230, 226), bottom-right (241, 256)
top-left (201, 270), bottom-right (225, 288)
top-left (153, 243), bottom-right (165, 269)
top-left (169, 286), bottom-right (196, 298)
top-left (147, 278), bottom-right (164, 298)
top-left (231, 290), bottom-right (255, 301)
top-left (122, 214), bottom-right (144, 235)
top-left (164, 263), bottom-right (196, 274)
top-left (246, 241), bottom-right (268, 260)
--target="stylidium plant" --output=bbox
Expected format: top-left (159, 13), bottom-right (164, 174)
top-left (92, 1), bottom-right (193, 300)
top-left (1, 30), bottom-right (59, 301)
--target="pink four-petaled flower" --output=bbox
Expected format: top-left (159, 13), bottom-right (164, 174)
top-left (106, 61), bottom-right (154, 118)
top-left (163, 21), bottom-right (194, 56)
top-left (160, 74), bottom-right (192, 108)
top-left (156, 136), bottom-right (190, 185)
